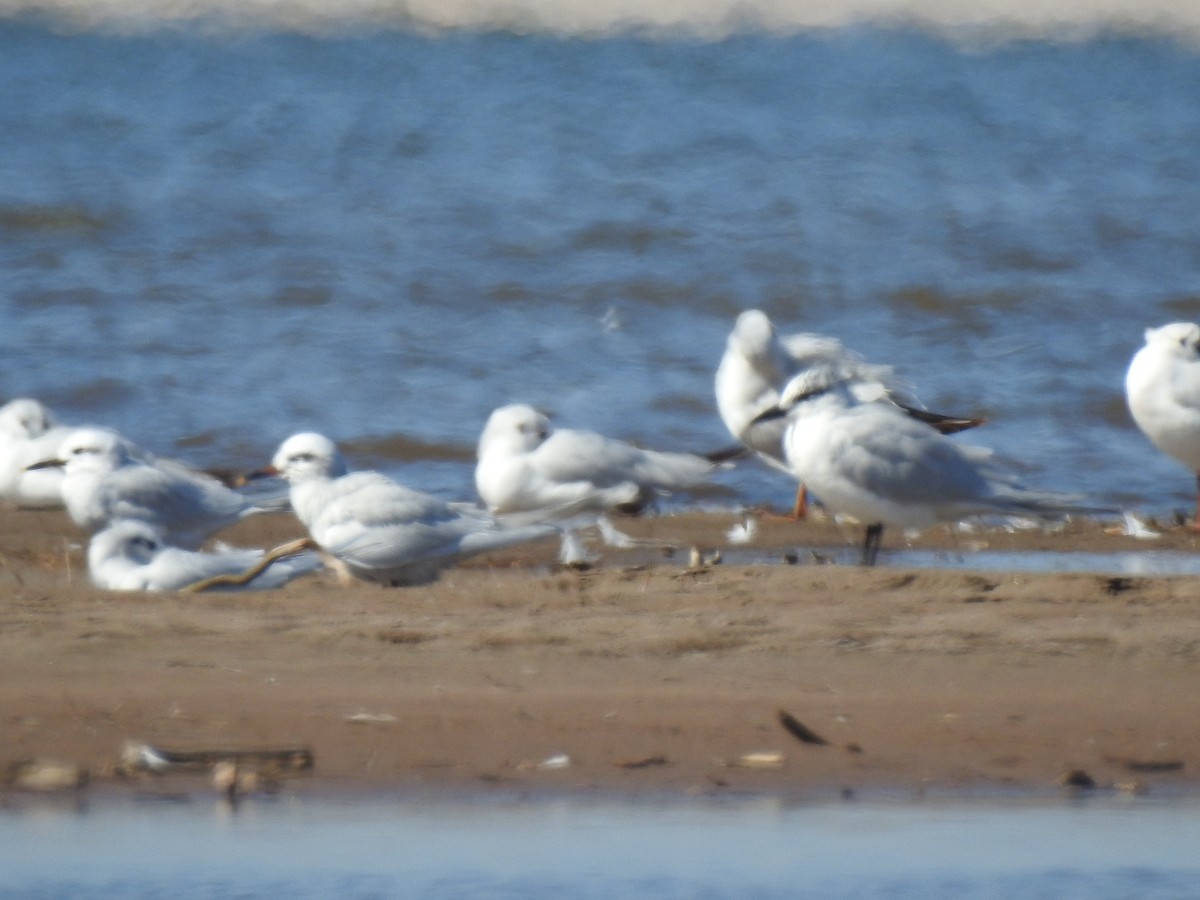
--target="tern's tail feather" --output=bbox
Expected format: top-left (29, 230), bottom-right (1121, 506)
top-left (459, 523), bottom-right (560, 557)
top-left (988, 487), bottom-right (1118, 521)
top-left (235, 479), bottom-right (293, 513)
top-left (896, 404), bottom-right (986, 435)
top-left (703, 443), bottom-right (751, 464)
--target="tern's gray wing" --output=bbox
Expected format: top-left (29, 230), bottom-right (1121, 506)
top-left (832, 407), bottom-right (1089, 519)
top-left (306, 473), bottom-right (484, 569)
top-left (103, 463), bottom-right (254, 546)
top-left (539, 430), bottom-right (712, 491)
top-left (476, 432), bottom-right (636, 512)
top-left (536, 431), bottom-right (644, 483)
top-left (316, 474), bottom-right (555, 578)
top-left (832, 407), bottom-right (996, 509)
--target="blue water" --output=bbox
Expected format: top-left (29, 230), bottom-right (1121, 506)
top-left (2, 793), bottom-right (1199, 898)
top-left (2, 8), bottom-right (1200, 517)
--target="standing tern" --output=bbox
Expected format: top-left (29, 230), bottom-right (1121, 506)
top-left (753, 366), bottom-right (1104, 565)
top-left (1125, 322), bottom-right (1200, 527)
top-left (716, 309), bottom-right (982, 516)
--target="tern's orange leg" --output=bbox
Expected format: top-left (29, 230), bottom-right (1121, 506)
top-left (792, 485), bottom-right (808, 520)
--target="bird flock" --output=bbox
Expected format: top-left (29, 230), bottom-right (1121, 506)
top-left (1, 312), bottom-right (1195, 591)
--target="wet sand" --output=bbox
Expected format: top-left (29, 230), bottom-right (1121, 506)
top-left (2, 503), bottom-right (1198, 801)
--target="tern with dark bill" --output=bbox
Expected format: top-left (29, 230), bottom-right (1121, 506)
top-left (263, 432), bottom-right (558, 586)
top-left (754, 366), bottom-right (1103, 565)
top-left (30, 428), bottom-right (278, 548)
top-left (716, 309), bottom-right (982, 517)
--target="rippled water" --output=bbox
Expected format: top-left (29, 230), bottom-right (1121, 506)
top-left (2, 6), bottom-right (1199, 518)
top-left (3, 793), bottom-right (1200, 898)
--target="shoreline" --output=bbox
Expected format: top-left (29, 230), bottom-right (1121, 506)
top-left (2, 504), bottom-right (1199, 804)
top-left (10, 776), bottom-right (1200, 811)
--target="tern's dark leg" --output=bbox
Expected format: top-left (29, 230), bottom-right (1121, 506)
top-left (1194, 471), bottom-right (1200, 530)
top-left (861, 523), bottom-right (885, 566)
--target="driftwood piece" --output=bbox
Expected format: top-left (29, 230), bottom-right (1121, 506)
top-left (180, 538), bottom-right (318, 593)
top-left (122, 740), bottom-right (314, 774)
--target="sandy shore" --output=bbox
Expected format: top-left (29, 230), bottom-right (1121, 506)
top-left (2, 503), bottom-right (1198, 802)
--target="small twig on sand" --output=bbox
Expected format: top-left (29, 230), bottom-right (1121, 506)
top-left (777, 709), bottom-right (830, 746)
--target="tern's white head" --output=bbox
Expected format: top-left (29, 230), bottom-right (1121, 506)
top-left (269, 432), bottom-right (348, 484)
top-left (46, 428), bottom-right (136, 476)
top-left (727, 309), bottom-right (777, 363)
top-left (1143, 322), bottom-right (1200, 361)
top-left (90, 520), bottom-right (164, 567)
top-left (0, 398), bottom-right (58, 440)
top-left (477, 404), bottom-right (551, 458)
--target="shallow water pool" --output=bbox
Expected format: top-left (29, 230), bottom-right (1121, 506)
top-left (874, 548), bottom-right (1200, 576)
top-left (715, 544), bottom-right (1200, 575)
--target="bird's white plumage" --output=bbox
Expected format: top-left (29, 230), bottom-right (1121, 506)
top-left (38, 427), bottom-right (269, 548)
top-left (87, 519), bottom-right (322, 592)
top-left (1125, 322), bottom-right (1200, 474)
top-left (270, 432), bottom-right (557, 586)
top-left (0, 398), bottom-right (73, 508)
top-left (715, 309), bottom-right (901, 469)
top-left (475, 404), bottom-right (721, 562)
top-left (476, 403), bottom-right (718, 516)
top-left (766, 367), bottom-right (1093, 560)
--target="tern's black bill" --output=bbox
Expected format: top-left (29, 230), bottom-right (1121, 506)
top-left (748, 406), bottom-right (787, 426)
top-left (25, 458), bottom-right (65, 471)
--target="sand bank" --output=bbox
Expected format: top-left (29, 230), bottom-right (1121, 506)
top-left (2, 505), bottom-right (1197, 801)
